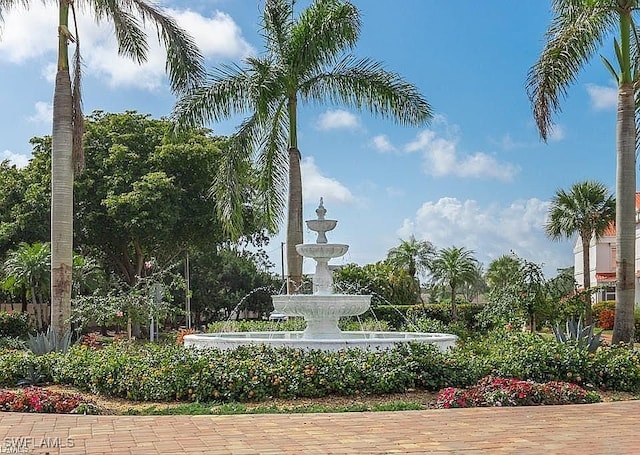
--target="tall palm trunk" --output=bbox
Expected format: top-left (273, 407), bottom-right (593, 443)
top-left (286, 146), bottom-right (303, 293)
top-left (612, 81), bottom-right (636, 344)
top-left (286, 95), bottom-right (303, 293)
top-left (581, 235), bottom-right (593, 325)
top-left (50, 1), bottom-right (74, 337)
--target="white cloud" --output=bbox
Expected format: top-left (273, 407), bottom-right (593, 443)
top-left (0, 4), bottom-right (53, 63)
top-left (173, 10), bottom-right (254, 59)
top-left (371, 135), bottom-right (397, 153)
top-left (316, 109), bottom-right (360, 131)
top-left (27, 102), bottom-right (53, 125)
top-left (586, 83), bottom-right (617, 111)
top-left (405, 129), bottom-right (519, 182)
top-left (0, 4), bottom-right (253, 90)
top-left (301, 156), bottom-right (355, 204)
top-left (1, 150), bottom-right (30, 168)
top-left (397, 197), bottom-right (570, 275)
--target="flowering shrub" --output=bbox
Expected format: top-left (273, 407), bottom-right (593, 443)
top-left (79, 332), bottom-right (103, 349)
top-left (0, 387), bottom-right (99, 414)
top-left (175, 329), bottom-right (196, 345)
top-left (435, 376), bottom-right (601, 408)
top-left (598, 310), bottom-right (615, 330)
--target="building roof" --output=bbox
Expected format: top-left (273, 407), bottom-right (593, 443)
top-left (595, 272), bottom-right (616, 282)
top-left (600, 192), bottom-right (640, 237)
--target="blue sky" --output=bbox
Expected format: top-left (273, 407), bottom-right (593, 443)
top-left (0, 1), bottom-right (622, 278)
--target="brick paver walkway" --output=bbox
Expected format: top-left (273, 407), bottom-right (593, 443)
top-left (0, 400), bottom-right (638, 454)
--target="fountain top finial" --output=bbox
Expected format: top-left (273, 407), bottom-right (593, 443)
top-left (315, 198), bottom-right (326, 220)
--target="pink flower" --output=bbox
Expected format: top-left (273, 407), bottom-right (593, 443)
top-left (115, 311), bottom-right (123, 318)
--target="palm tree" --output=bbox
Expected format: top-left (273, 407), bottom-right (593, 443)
top-left (0, 0), bottom-right (204, 337)
top-left (387, 235), bottom-right (435, 279)
top-left (527, 1), bottom-right (637, 343)
top-left (2, 242), bottom-right (51, 329)
top-left (486, 254), bottom-right (521, 289)
top-left (172, 0), bottom-right (432, 293)
top-left (429, 246), bottom-right (479, 321)
top-left (545, 180), bottom-right (615, 325)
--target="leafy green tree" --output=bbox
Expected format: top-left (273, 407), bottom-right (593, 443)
top-left (189, 248), bottom-right (278, 324)
top-left (527, 1), bottom-right (637, 343)
top-left (0, 141), bottom-right (51, 256)
top-left (481, 256), bottom-right (550, 332)
top-left (515, 259), bottom-right (548, 333)
top-left (173, 0), bottom-right (432, 292)
top-left (74, 111), bottom-right (259, 287)
top-left (333, 261), bottom-right (417, 307)
top-left (486, 254), bottom-right (521, 289)
top-left (429, 246), bottom-right (479, 321)
top-left (545, 180), bottom-right (615, 325)
top-left (0, 0), bottom-right (204, 338)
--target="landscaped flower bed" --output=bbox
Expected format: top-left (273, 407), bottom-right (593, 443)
top-left (0, 329), bottom-right (637, 410)
top-left (0, 387), bottom-right (99, 414)
top-left (436, 376), bottom-right (601, 408)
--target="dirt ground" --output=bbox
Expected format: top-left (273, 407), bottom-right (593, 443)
top-left (38, 385), bottom-right (637, 415)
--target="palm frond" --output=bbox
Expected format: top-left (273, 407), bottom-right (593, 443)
top-left (0, 0), bottom-right (30, 23)
top-left (129, 0), bottom-right (205, 92)
top-left (254, 102), bottom-right (289, 232)
top-left (90, 0), bottom-right (204, 93)
top-left (526, 1), bottom-right (615, 140)
top-left (172, 64), bottom-right (255, 131)
top-left (71, 1), bottom-right (85, 172)
top-left (289, 0), bottom-right (360, 75)
top-left (91, 0), bottom-right (149, 63)
top-left (262, 0), bottom-right (294, 59)
top-left (301, 55), bottom-right (432, 126)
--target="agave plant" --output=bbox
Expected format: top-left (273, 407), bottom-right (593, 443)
top-left (27, 326), bottom-right (74, 355)
top-left (553, 318), bottom-right (602, 354)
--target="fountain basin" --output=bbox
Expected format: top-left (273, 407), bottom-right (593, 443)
top-left (295, 243), bottom-right (348, 259)
top-left (272, 294), bottom-right (371, 338)
top-left (183, 331), bottom-right (457, 352)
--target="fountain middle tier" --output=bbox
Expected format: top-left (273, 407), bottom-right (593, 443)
top-left (271, 294), bottom-right (371, 339)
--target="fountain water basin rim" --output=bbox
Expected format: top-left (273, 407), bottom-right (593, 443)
top-left (183, 331), bottom-right (457, 352)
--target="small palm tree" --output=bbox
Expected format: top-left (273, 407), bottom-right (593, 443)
top-left (2, 242), bottom-right (51, 329)
top-left (429, 246), bottom-right (479, 321)
top-left (527, 1), bottom-right (638, 343)
top-left (486, 254), bottom-right (521, 289)
top-left (545, 180), bottom-right (615, 325)
top-left (173, 0), bottom-right (432, 293)
top-left (387, 236), bottom-right (435, 302)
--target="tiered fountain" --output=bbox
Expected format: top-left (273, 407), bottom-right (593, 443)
top-left (184, 199), bottom-right (457, 352)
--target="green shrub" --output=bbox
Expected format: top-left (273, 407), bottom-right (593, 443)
top-left (206, 319), bottom-right (306, 333)
top-left (367, 305), bottom-right (412, 329)
top-left (407, 304), bottom-right (483, 330)
top-left (0, 350), bottom-right (55, 386)
top-left (0, 312), bottom-right (32, 338)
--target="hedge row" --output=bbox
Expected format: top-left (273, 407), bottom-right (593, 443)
top-left (0, 330), bottom-right (638, 403)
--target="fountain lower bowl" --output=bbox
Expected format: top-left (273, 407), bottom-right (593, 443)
top-left (272, 294), bottom-right (371, 318)
top-left (183, 331), bottom-right (457, 352)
